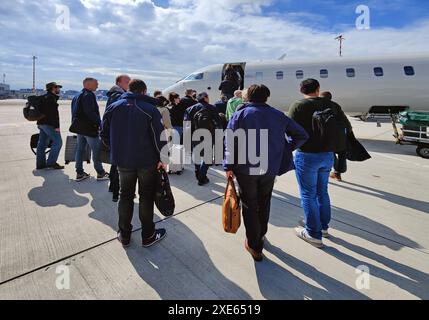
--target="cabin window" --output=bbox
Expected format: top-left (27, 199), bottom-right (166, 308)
top-left (296, 70), bottom-right (304, 79)
top-left (185, 73), bottom-right (204, 81)
top-left (346, 68), bottom-right (356, 78)
top-left (374, 67), bottom-right (384, 77)
top-left (320, 69), bottom-right (329, 78)
top-left (404, 66), bottom-right (415, 76)
top-left (276, 71), bottom-right (284, 80)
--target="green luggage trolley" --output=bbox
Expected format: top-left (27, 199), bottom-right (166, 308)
top-left (392, 111), bottom-right (429, 159)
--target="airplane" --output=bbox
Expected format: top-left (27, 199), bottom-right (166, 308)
top-left (163, 54), bottom-right (429, 117)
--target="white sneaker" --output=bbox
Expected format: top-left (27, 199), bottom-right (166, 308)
top-left (295, 227), bottom-right (324, 249)
top-left (299, 219), bottom-right (330, 238)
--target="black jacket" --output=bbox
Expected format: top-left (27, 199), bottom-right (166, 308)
top-left (219, 80), bottom-right (238, 97)
top-left (37, 92), bottom-right (60, 129)
top-left (174, 96), bottom-right (197, 126)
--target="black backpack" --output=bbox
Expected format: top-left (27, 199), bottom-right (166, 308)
top-left (312, 108), bottom-right (347, 153)
top-left (23, 95), bottom-right (46, 121)
top-left (193, 107), bottom-right (217, 137)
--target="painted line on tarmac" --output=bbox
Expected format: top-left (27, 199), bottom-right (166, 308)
top-left (0, 194), bottom-right (223, 287)
top-left (371, 152), bottom-right (429, 170)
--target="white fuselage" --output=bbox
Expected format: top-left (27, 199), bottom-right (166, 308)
top-left (163, 55), bottom-right (429, 116)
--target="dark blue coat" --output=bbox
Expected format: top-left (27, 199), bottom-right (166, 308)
top-left (223, 103), bottom-right (309, 176)
top-left (71, 89), bottom-right (101, 127)
top-left (100, 92), bottom-right (167, 170)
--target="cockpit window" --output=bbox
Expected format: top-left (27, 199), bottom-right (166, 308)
top-left (184, 73), bottom-right (204, 81)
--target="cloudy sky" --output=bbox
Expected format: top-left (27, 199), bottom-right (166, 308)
top-left (1, 0), bottom-right (429, 91)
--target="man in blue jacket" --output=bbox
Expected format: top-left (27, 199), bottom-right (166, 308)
top-left (223, 84), bottom-right (308, 261)
top-left (101, 79), bottom-right (168, 248)
top-left (71, 78), bottom-right (109, 182)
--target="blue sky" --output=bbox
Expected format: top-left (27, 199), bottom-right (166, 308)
top-left (1, 0), bottom-right (428, 91)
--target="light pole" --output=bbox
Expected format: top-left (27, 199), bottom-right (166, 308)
top-left (32, 55), bottom-right (37, 93)
top-left (335, 35), bottom-right (345, 57)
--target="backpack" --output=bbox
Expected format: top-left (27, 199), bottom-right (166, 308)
top-left (193, 107), bottom-right (217, 137)
top-left (23, 95), bottom-right (46, 121)
top-left (312, 107), bottom-right (347, 153)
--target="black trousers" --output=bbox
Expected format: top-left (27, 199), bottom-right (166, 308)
top-left (235, 173), bottom-right (276, 252)
top-left (110, 165), bottom-right (120, 198)
top-left (334, 151), bottom-right (347, 174)
top-left (118, 167), bottom-right (157, 239)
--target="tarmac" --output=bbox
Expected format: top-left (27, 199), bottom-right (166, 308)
top-left (0, 99), bottom-right (428, 300)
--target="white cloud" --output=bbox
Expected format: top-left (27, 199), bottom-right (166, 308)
top-left (0, 0), bottom-right (428, 90)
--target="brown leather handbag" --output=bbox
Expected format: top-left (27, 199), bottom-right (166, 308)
top-left (222, 177), bottom-right (241, 234)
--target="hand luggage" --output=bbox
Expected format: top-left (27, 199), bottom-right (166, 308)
top-left (222, 177), bottom-right (241, 234)
top-left (97, 140), bottom-right (111, 164)
top-left (155, 168), bottom-right (175, 217)
top-left (64, 135), bottom-right (91, 165)
top-left (168, 144), bottom-right (185, 175)
top-left (23, 95), bottom-right (46, 121)
top-left (30, 133), bottom-right (52, 155)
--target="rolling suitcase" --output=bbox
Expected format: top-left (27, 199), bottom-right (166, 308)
top-left (167, 144), bottom-right (185, 175)
top-left (65, 135), bottom-right (91, 165)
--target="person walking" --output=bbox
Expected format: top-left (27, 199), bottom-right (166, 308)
top-left (224, 84), bottom-right (308, 261)
top-left (289, 79), bottom-right (343, 248)
top-left (184, 92), bottom-right (223, 186)
top-left (101, 79), bottom-right (168, 248)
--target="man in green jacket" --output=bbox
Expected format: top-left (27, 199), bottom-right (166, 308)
top-left (226, 90), bottom-right (244, 121)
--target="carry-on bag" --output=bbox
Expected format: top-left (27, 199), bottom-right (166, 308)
top-left (64, 135), bottom-right (91, 165)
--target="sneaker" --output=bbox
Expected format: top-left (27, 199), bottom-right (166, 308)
top-left (245, 239), bottom-right (263, 262)
top-left (97, 172), bottom-right (110, 181)
top-left (48, 163), bottom-right (65, 170)
top-left (295, 227), bottom-right (324, 249)
top-left (142, 229), bottom-right (167, 248)
top-left (299, 219), bottom-right (330, 238)
top-left (76, 172), bottom-right (90, 182)
top-left (117, 231), bottom-right (131, 248)
top-left (322, 229), bottom-right (330, 238)
top-left (330, 172), bottom-right (342, 182)
top-left (198, 177), bottom-right (210, 186)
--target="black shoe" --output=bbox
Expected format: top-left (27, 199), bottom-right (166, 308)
top-left (108, 185), bottom-right (113, 193)
top-left (97, 172), bottom-right (110, 181)
top-left (117, 231), bottom-right (131, 248)
top-left (48, 163), bottom-right (65, 170)
top-left (112, 195), bottom-right (119, 203)
top-left (142, 229), bottom-right (167, 247)
top-left (198, 177), bottom-right (210, 186)
top-left (76, 172), bottom-right (90, 182)
top-left (36, 165), bottom-right (47, 170)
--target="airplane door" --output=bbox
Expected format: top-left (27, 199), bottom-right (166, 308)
top-left (222, 63), bottom-right (246, 90)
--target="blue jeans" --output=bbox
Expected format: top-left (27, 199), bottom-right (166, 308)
top-left (294, 151), bottom-right (334, 240)
top-left (36, 125), bottom-right (63, 168)
top-left (75, 134), bottom-right (104, 175)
